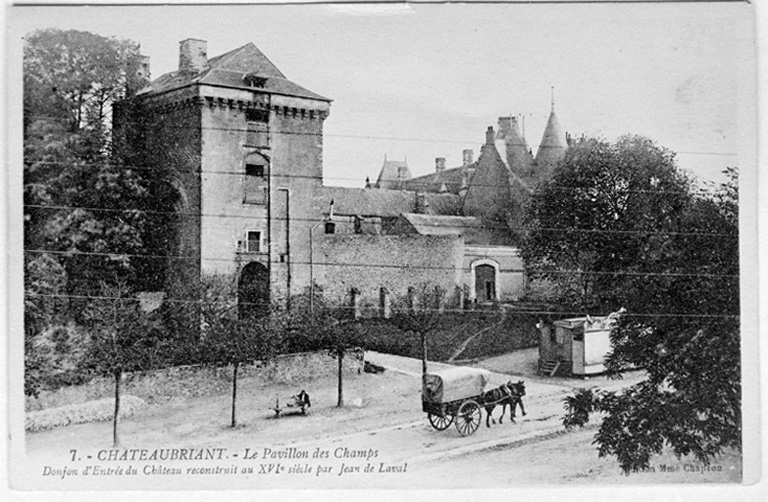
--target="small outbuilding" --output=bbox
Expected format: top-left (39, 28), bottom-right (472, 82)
top-left (537, 309), bottom-right (625, 377)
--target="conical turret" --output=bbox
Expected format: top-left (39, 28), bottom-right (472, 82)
top-left (535, 88), bottom-right (567, 172)
top-left (497, 116), bottom-right (534, 178)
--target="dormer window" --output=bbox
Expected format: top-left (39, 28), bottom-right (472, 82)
top-left (243, 73), bottom-right (267, 88)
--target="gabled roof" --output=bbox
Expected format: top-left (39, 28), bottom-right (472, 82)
top-left (137, 42), bottom-right (330, 102)
top-left (207, 42), bottom-right (285, 78)
top-left (462, 132), bottom-right (520, 221)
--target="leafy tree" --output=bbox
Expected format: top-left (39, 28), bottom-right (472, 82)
top-left (390, 285), bottom-right (447, 375)
top-left (272, 287), bottom-right (363, 408)
top-left (24, 253), bottom-right (69, 397)
top-left (323, 322), bottom-right (360, 408)
top-left (528, 138), bottom-right (741, 472)
top-left (199, 274), bottom-right (278, 428)
top-left (24, 28), bottom-right (145, 141)
top-left (83, 281), bottom-right (164, 447)
top-left (23, 29), bottom-right (154, 304)
top-left (522, 135), bottom-right (692, 311)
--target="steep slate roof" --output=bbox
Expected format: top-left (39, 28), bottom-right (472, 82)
top-left (423, 192), bottom-right (464, 215)
top-left (314, 186), bottom-right (416, 217)
top-left (535, 107), bottom-right (567, 166)
top-left (462, 127), bottom-right (517, 221)
top-left (374, 159), bottom-right (412, 189)
top-left (137, 43), bottom-right (330, 102)
top-left (399, 213), bottom-right (513, 246)
top-left (313, 186), bottom-right (464, 218)
top-left (404, 164), bottom-right (474, 195)
top-left (496, 116), bottom-right (534, 179)
top-left (399, 213), bottom-right (481, 235)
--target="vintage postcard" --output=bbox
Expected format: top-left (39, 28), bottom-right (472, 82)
top-left (4, 0), bottom-right (764, 500)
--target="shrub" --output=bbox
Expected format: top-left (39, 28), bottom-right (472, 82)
top-left (26, 395), bottom-right (148, 433)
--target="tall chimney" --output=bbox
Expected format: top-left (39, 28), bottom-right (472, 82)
top-left (485, 126), bottom-right (495, 145)
top-left (497, 117), bottom-right (512, 136)
top-left (462, 149), bottom-right (474, 166)
top-left (435, 157), bottom-right (446, 172)
top-left (179, 38), bottom-right (208, 74)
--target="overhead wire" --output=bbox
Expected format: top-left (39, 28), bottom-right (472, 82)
top-left (21, 203), bottom-right (737, 238)
top-left (22, 291), bottom-right (739, 320)
top-left (21, 158), bottom-right (732, 196)
top-left (22, 248), bottom-right (739, 279)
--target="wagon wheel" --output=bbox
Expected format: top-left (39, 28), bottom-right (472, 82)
top-left (455, 400), bottom-right (482, 436)
top-left (428, 412), bottom-right (454, 431)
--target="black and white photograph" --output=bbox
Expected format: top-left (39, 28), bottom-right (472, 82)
top-left (3, 0), bottom-right (763, 498)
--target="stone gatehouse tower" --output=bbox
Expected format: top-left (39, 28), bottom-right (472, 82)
top-left (116, 38), bottom-right (570, 316)
top-left (116, 39), bottom-right (331, 314)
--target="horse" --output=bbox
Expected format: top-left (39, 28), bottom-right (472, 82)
top-left (506, 381), bottom-right (526, 420)
top-left (482, 381), bottom-right (527, 427)
top-left (482, 383), bottom-right (512, 428)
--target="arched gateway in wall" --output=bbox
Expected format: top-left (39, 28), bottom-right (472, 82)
top-left (470, 259), bottom-right (500, 303)
top-left (238, 262), bottom-right (270, 319)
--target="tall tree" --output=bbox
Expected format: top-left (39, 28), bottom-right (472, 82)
top-left (24, 28), bottom-right (144, 141)
top-left (522, 135), bottom-right (692, 311)
top-left (524, 136), bottom-right (740, 472)
top-left (83, 281), bottom-right (164, 447)
top-left (23, 29), bottom-right (166, 310)
top-left (199, 274), bottom-right (277, 428)
top-left (323, 319), bottom-right (360, 408)
top-left (390, 285), bottom-right (446, 375)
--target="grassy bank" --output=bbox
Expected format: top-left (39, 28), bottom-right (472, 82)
top-left (359, 309), bottom-right (539, 362)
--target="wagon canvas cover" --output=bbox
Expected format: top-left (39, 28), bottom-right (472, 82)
top-left (422, 367), bottom-right (492, 404)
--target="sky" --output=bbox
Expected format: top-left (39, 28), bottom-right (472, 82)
top-left (7, 1), bottom-right (756, 188)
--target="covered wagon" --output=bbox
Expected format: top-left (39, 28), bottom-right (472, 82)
top-left (422, 366), bottom-right (492, 436)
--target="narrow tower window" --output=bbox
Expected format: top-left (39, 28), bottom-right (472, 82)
top-left (246, 231), bottom-right (262, 253)
top-left (245, 108), bottom-right (269, 148)
top-left (244, 163), bottom-right (267, 204)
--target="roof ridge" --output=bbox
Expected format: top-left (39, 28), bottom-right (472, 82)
top-left (207, 42), bottom-right (253, 67)
top-left (245, 42), bottom-right (286, 79)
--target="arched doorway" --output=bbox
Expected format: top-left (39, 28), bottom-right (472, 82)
top-left (474, 264), bottom-right (497, 303)
top-left (239, 262), bottom-right (270, 319)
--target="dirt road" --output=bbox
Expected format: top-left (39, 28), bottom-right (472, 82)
top-left (20, 351), bottom-right (741, 490)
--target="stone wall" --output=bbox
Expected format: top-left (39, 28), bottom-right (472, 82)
top-left (26, 349), bottom-right (364, 412)
top-left (315, 234), bottom-right (463, 315)
top-left (119, 87), bottom-right (204, 292)
top-left (463, 245), bottom-right (525, 302)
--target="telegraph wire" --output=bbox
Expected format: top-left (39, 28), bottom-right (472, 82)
top-left (21, 158), bottom-right (730, 196)
top-left (23, 114), bottom-right (741, 158)
top-left (22, 203), bottom-right (737, 238)
top-left (22, 248), bottom-right (739, 279)
top-left (21, 292), bottom-right (740, 320)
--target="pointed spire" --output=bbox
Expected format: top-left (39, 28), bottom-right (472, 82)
top-left (535, 88), bottom-right (568, 172)
top-left (551, 86), bottom-right (555, 112)
top-left (503, 116), bottom-right (534, 177)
